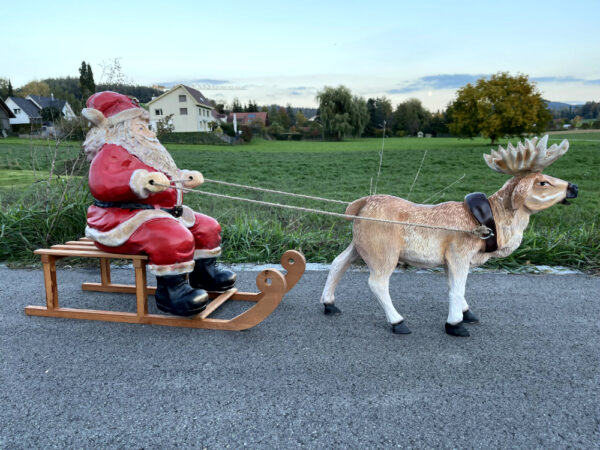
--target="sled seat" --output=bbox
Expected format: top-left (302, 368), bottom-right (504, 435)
top-left (25, 238), bottom-right (305, 330)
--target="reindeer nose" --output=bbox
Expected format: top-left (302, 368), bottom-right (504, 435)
top-left (567, 183), bottom-right (578, 198)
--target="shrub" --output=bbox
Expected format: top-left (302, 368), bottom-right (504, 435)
top-left (241, 125), bottom-right (253, 143)
top-left (159, 132), bottom-right (228, 145)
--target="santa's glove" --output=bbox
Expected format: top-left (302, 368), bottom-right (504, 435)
top-left (179, 170), bottom-right (204, 189)
top-left (130, 169), bottom-right (170, 198)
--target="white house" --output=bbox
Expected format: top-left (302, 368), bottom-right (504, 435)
top-left (5, 95), bottom-right (76, 126)
top-left (5, 96), bottom-right (41, 125)
top-left (147, 85), bottom-right (216, 132)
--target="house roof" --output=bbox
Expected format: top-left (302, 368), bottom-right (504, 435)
top-left (227, 112), bottom-right (267, 123)
top-left (147, 84), bottom-right (213, 109)
top-left (182, 85), bottom-right (213, 108)
top-left (0, 98), bottom-right (16, 118)
top-left (7, 97), bottom-right (40, 118)
top-left (211, 109), bottom-right (227, 120)
top-left (27, 95), bottom-right (67, 111)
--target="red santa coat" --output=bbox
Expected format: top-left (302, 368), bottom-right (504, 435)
top-left (86, 144), bottom-right (222, 276)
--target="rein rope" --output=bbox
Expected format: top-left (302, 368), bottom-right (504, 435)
top-left (158, 180), bottom-right (493, 239)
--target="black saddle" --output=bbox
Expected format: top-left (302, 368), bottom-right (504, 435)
top-left (464, 192), bottom-right (498, 253)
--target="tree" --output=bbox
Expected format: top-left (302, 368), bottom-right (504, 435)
top-left (365, 97), bottom-right (393, 136)
top-left (155, 113), bottom-right (175, 138)
top-left (18, 80), bottom-right (51, 97)
top-left (0, 78), bottom-right (11, 99)
top-left (79, 61), bottom-right (96, 100)
top-left (448, 72), bottom-right (552, 143)
top-left (7, 79), bottom-right (13, 97)
top-left (295, 110), bottom-right (307, 127)
top-left (286, 104), bottom-right (296, 127)
top-left (351, 96), bottom-right (369, 137)
top-left (231, 97), bottom-right (242, 112)
top-left (394, 98), bottom-right (431, 136)
top-left (278, 107), bottom-right (291, 130)
top-left (40, 105), bottom-right (63, 123)
top-left (99, 58), bottom-right (127, 85)
top-left (316, 85), bottom-right (368, 140)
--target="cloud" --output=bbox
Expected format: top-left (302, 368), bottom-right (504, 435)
top-left (159, 78), bottom-right (230, 87)
top-left (532, 76), bottom-right (600, 85)
top-left (387, 74), bottom-right (488, 94)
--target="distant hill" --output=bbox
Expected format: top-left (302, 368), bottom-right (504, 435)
top-left (547, 101), bottom-right (580, 111)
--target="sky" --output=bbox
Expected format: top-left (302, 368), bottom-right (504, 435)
top-left (5, 0), bottom-right (600, 110)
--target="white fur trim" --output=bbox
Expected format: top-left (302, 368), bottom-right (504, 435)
top-left (148, 260), bottom-right (195, 276)
top-left (82, 108), bottom-right (106, 127)
top-left (85, 209), bottom-right (174, 247)
top-left (107, 108), bottom-right (146, 127)
top-left (179, 206), bottom-right (196, 227)
top-left (130, 169), bottom-right (151, 199)
top-left (194, 247), bottom-right (222, 259)
top-left (82, 107), bottom-right (147, 129)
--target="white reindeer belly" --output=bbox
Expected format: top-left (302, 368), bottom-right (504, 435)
top-left (398, 230), bottom-right (445, 268)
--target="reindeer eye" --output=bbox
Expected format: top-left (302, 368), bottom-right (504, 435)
top-left (538, 181), bottom-right (549, 187)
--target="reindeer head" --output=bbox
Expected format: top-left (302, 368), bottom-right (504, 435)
top-left (484, 135), bottom-right (578, 212)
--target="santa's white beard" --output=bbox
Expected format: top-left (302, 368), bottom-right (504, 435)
top-left (83, 121), bottom-right (179, 177)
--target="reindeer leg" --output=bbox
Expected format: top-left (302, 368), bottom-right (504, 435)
top-left (321, 242), bottom-right (359, 315)
top-left (367, 270), bottom-right (411, 335)
top-left (444, 257), bottom-right (471, 337)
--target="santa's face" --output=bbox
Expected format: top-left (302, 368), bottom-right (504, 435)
top-left (130, 116), bottom-right (157, 140)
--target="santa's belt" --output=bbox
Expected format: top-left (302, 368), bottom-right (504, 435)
top-left (93, 199), bottom-right (183, 218)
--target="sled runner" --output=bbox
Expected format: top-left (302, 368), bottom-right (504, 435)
top-left (26, 238), bottom-right (305, 330)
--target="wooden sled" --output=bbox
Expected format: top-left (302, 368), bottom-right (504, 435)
top-left (25, 238), bottom-right (306, 330)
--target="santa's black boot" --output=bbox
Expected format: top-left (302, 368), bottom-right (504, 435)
top-left (189, 257), bottom-right (236, 292)
top-left (155, 274), bottom-right (210, 316)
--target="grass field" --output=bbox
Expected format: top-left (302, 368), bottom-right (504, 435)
top-left (1, 135), bottom-right (598, 271)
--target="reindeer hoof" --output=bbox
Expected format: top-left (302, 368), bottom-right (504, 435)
top-left (463, 310), bottom-right (479, 324)
top-left (323, 303), bottom-right (342, 315)
top-left (392, 320), bottom-right (412, 334)
top-left (445, 322), bottom-right (470, 337)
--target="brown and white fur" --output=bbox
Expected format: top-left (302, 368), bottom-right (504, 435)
top-left (320, 135), bottom-right (578, 337)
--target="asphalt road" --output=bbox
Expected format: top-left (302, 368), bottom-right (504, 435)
top-left (1, 265), bottom-right (599, 449)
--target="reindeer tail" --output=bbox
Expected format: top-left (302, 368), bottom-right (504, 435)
top-left (345, 197), bottom-right (369, 219)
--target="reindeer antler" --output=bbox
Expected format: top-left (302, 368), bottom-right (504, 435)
top-left (484, 135), bottom-right (569, 176)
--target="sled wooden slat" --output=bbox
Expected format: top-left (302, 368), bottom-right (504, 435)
top-left (26, 238), bottom-right (306, 331)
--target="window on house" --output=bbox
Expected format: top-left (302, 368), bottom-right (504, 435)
top-left (155, 108), bottom-right (163, 116)
top-left (248, 114), bottom-right (256, 118)
top-left (14, 108), bottom-right (21, 114)
top-left (179, 95), bottom-right (186, 102)
top-left (180, 108), bottom-right (188, 115)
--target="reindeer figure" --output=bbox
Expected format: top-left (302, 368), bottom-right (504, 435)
top-left (320, 135), bottom-right (578, 337)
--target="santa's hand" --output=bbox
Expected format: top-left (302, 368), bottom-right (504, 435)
top-left (180, 170), bottom-right (204, 188)
top-left (130, 170), bottom-right (170, 198)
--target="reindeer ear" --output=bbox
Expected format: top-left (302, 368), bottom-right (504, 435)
top-left (510, 176), bottom-right (536, 210)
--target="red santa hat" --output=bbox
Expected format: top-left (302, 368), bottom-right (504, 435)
top-left (82, 91), bottom-right (147, 128)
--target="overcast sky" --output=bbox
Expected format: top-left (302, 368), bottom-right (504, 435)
top-left (6, 0), bottom-right (600, 110)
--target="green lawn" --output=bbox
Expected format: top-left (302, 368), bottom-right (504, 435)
top-left (1, 136), bottom-right (598, 270)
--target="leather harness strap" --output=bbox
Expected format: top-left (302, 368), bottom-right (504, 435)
top-left (464, 192), bottom-right (498, 253)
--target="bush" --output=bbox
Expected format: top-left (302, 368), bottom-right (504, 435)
top-left (220, 123), bottom-right (237, 137)
top-left (159, 132), bottom-right (227, 145)
top-left (273, 133), bottom-right (302, 141)
top-left (268, 122), bottom-right (284, 136)
top-left (241, 125), bottom-right (253, 143)
top-left (56, 116), bottom-right (89, 141)
top-left (373, 128), bottom-right (393, 138)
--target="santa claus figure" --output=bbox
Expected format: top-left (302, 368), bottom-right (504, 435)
top-left (82, 91), bottom-right (236, 316)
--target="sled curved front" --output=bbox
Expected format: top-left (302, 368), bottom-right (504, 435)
top-left (25, 239), bottom-right (306, 331)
